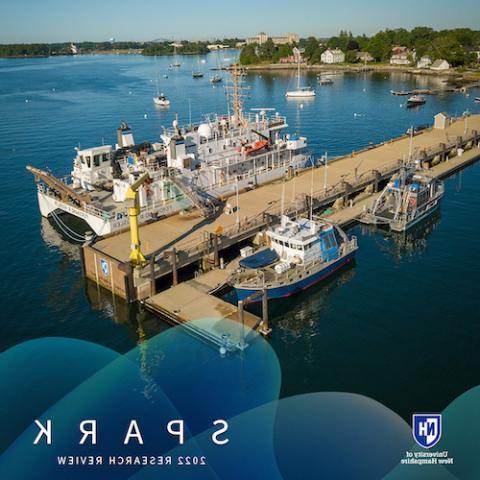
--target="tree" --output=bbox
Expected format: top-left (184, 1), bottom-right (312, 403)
top-left (304, 36), bottom-right (319, 59)
top-left (274, 45), bottom-right (293, 62)
top-left (367, 31), bottom-right (392, 61)
top-left (347, 39), bottom-right (359, 51)
top-left (258, 38), bottom-right (275, 62)
top-left (345, 51), bottom-right (358, 63)
top-left (239, 44), bottom-right (259, 65)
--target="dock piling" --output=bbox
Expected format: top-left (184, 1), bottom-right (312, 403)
top-left (238, 300), bottom-right (246, 349)
top-left (259, 288), bottom-right (272, 336)
top-left (170, 248), bottom-right (178, 286)
top-left (212, 233), bottom-right (220, 268)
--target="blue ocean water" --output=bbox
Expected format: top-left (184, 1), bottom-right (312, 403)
top-left (0, 53), bottom-right (479, 420)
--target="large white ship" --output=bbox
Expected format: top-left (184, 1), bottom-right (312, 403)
top-left (27, 67), bottom-right (313, 237)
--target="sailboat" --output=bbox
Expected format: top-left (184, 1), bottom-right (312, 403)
top-left (210, 50), bottom-right (223, 84)
top-left (170, 43), bottom-right (181, 68)
top-left (192, 56), bottom-right (204, 78)
top-left (286, 58), bottom-right (315, 98)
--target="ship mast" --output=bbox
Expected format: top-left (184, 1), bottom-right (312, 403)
top-left (225, 63), bottom-right (249, 127)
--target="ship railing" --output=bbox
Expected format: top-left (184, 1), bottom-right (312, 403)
top-left (83, 204), bottom-right (117, 220)
top-left (197, 148), bottom-right (303, 188)
top-left (162, 113), bottom-right (287, 137)
top-left (232, 255), bottom-right (340, 288)
top-left (37, 183), bottom-right (118, 220)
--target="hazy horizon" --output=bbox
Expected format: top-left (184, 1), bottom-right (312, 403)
top-left (1, 0), bottom-right (479, 44)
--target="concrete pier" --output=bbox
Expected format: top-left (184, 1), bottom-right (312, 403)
top-left (81, 114), bottom-right (480, 341)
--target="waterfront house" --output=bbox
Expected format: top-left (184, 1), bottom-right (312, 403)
top-left (390, 46), bottom-right (416, 65)
top-left (279, 47), bottom-right (305, 64)
top-left (417, 56), bottom-right (432, 69)
top-left (434, 112), bottom-right (450, 130)
top-left (430, 59), bottom-right (450, 71)
top-left (321, 48), bottom-right (345, 64)
top-left (356, 52), bottom-right (374, 63)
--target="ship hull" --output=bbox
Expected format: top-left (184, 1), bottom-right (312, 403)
top-left (36, 154), bottom-right (311, 236)
top-left (390, 199), bottom-right (441, 232)
top-left (234, 251), bottom-right (356, 302)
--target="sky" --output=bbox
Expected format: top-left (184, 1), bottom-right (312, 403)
top-left (0, 0), bottom-right (479, 43)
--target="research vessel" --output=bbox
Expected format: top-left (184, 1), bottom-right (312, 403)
top-left (359, 168), bottom-right (444, 232)
top-left (27, 67), bottom-right (313, 237)
top-left (231, 216), bottom-right (358, 301)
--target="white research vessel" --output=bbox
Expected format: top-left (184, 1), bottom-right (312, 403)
top-left (27, 67), bottom-right (313, 237)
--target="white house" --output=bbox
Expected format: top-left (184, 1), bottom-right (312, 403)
top-left (390, 53), bottom-right (410, 65)
top-left (417, 56), bottom-right (432, 69)
top-left (390, 46), bottom-right (415, 65)
top-left (430, 59), bottom-right (450, 71)
top-left (321, 48), bottom-right (345, 64)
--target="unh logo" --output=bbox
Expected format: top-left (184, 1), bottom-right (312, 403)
top-left (412, 414), bottom-right (442, 449)
top-left (100, 259), bottom-right (109, 276)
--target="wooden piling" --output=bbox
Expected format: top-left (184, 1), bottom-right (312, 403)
top-left (171, 248), bottom-right (178, 286)
top-left (259, 288), bottom-right (271, 336)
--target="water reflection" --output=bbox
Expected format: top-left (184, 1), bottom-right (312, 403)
top-left (271, 263), bottom-right (357, 339)
top-left (359, 209), bottom-right (442, 263)
top-left (40, 217), bottom-right (81, 261)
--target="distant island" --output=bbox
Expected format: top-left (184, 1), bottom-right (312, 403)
top-left (0, 39), bottom-right (241, 58)
top-left (239, 28), bottom-right (480, 72)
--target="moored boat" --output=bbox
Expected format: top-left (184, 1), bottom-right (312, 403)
top-left (231, 216), bottom-right (358, 301)
top-left (210, 74), bottom-right (222, 84)
top-left (318, 76), bottom-right (333, 85)
top-left (359, 167), bottom-right (444, 232)
top-left (153, 93), bottom-right (170, 107)
top-left (406, 94), bottom-right (426, 107)
top-left (286, 58), bottom-right (315, 98)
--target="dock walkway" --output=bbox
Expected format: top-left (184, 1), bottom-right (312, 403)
top-left (145, 265), bottom-right (261, 350)
top-left (83, 115), bottom-right (480, 303)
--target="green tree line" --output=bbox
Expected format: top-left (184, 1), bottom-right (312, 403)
top-left (239, 27), bottom-right (480, 67)
top-left (0, 41), bottom-right (145, 57)
top-left (0, 40), bottom-right (213, 57)
top-left (142, 41), bottom-right (210, 56)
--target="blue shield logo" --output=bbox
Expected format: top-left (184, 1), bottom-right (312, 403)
top-left (413, 414), bottom-right (442, 449)
top-left (100, 259), bottom-right (109, 276)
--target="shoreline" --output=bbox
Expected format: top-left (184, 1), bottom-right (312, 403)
top-left (240, 63), bottom-right (480, 80)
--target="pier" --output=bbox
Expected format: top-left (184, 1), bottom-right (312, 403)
top-left (81, 114), bottom-right (480, 342)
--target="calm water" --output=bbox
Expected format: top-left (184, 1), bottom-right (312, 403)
top-left (1, 53), bottom-right (479, 420)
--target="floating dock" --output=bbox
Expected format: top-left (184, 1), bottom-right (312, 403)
top-left (81, 114), bottom-right (480, 342)
top-left (145, 266), bottom-right (264, 349)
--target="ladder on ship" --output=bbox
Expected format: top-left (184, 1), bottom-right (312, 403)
top-left (26, 165), bottom-right (92, 205)
top-left (168, 175), bottom-right (215, 218)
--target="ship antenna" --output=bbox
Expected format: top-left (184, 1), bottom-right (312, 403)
top-left (225, 62), bottom-right (248, 127)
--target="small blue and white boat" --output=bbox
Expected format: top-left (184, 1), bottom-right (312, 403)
top-left (232, 216), bottom-right (358, 301)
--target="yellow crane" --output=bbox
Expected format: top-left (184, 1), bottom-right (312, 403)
top-left (125, 172), bottom-right (150, 266)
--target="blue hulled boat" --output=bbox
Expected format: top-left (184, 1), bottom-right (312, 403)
top-left (232, 216), bottom-right (358, 301)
